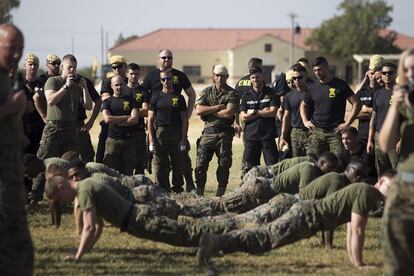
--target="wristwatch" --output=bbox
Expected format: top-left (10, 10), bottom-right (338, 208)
top-left (63, 84), bottom-right (68, 90)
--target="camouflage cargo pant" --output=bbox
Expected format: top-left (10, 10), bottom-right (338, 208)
top-left (0, 152), bottom-right (34, 275)
top-left (184, 176), bottom-right (276, 217)
top-left (78, 121), bottom-right (95, 162)
top-left (291, 128), bottom-right (310, 157)
top-left (241, 165), bottom-right (273, 184)
top-left (309, 127), bottom-right (342, 159)
top-left (37, 120), bottom-right (79, 159)
top-left (374, 133), bottom-right (398, 176)
top-left (382, 176), bottom-right (414, 276)
top-left (195, 131), bottom-right (233, 190)
top-left (153, 126), bottom-right (184, 192)
top-left (200, 200), bottom-right (322, 256)
top-left (103, 137), bottom-right (137, 175)
top-left (132, 131), bottom-right (147, 175)
top-left (179, 194), bottom-right (299, 230)
top-left (86, 162), bottom-right (122, 177)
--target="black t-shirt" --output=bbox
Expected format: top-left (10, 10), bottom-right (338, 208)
top-left (23, 79), bottom-right (44, 128)
top-left (304, 77), bottom-right (354, 129)
top-left (355, 86), bottom-right (375, 141)
top-left (235, 75), bottom-right (252, 97)
top-left (101, 94), bottom-right (139, 139)
top-left (78, 77), bottom-right (100, 122)
top-left (142, 68), bottom-right (191, 96)
top-left (100, 76), bottom-right (128, 96)
top-left (284, 89), bottom-right (308, 129)
top-left (37, 72), bottom-right (54, 90)
top-left (338, 143), bottom-right (375, 172)
top-left (373, 87), bottom-right (392, 132)
top-left (149, 91), bottom-right (187, 127)
top-left (123, 84), bottom-right (151, 130)
top-left (240, 86), bottom-right (279, 141)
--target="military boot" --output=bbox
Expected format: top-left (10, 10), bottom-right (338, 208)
top-left (215, 186), bottom-right (226, 197)
top-left (185, 173), bottom-right (197, 192)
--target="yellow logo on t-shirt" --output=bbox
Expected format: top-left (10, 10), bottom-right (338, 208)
top-left (135, 92), bottom-right (143, 102)
top-left (172, 97), bottom-right (179, 107)
top-left (239, 80), bottom-right (251, 86)
top-left (173, 76), bottom-right (179, 84)
top-left (328, 88), bottom-right (336, 98)
top-left (123, 101), bottom-right (130, 111)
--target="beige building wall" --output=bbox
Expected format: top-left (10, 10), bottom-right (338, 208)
top-left (232, 35), bottom-right (306, 82)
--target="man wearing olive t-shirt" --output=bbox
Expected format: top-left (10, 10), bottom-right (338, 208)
top-left (300, 57), bottom-right (361, 160)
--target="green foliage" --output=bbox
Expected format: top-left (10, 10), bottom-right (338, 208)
top-left (306, 0), bottom-right (400, 61)
top-left (0, 0), bottom-right (20, 23)
top-left (114, 33), bottom-right (138, 47)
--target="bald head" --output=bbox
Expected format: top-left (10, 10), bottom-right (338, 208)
top-left (0, 24), bottom-right (24, 72)
top-left (111, 75), bottom-right (124, 96)
top-left (158, 49), bottom-right (173, 69)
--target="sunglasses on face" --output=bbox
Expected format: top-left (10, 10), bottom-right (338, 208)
top-left (49, 62), bottom-right (61, 66)
top-left (161, 77), bottom-right (172, 82)
top-left (112, 65), bottom-right (122, 70)
top-left (160, 56), bottom-right (173, 60)
top-left (292, 75), bottom-right (304, 81)
top-left (382, 71), bottom-right (395, 76)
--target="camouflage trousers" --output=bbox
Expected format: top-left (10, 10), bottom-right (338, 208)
top-left (179, 194), bottom-right (299, 231)
top-left (184, 176), bottom-right (276, 217)
top-left (37, 120), bottom-right (78, 159)
top-left (103, 137), bottom-right (137, 175)
top-left (374, 133), bottom-right (398, 176)
top-left (242, 165), bottom-right (273, 184)
top-left (78, 121), bottom-right (95, 162)
top-left (382, 175), bottom-right (414, 276)
top-left (0, 152), bottom-right (34, 275)
top-left (205, 200), bottom-right (322, 255)
top-left (195, 131), bottom-right (233, 190)
top-left (309, 127), bottom-right (342, 159)
top-left (291, 128), bottom-right (310, 157)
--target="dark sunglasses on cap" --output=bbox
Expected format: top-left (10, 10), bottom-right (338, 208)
top-left (382, 71), bottom-right (395, 76)
top-left (292, 75), bottom-right (304, 81)
top-left (161, 77), bottom-right (172, 82)
top-left (160, 56), bottom-right (173, 60)
top-left (112, 65), bottom-right (123, 70)
top-left (49, 62), bottom-right (61, 66)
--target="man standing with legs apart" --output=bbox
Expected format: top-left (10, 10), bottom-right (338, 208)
top-left (37, 54), bottom-right (93, 159)
top-left (143, 49), bottom-right (196, 192)
top-left (301, 57), bottom-right (361, 160)
top-left (0, 23), bottom-right (34, 276)
top-left (194, 65), bottom-right (239, 196)
top-left (148, 69), bottom-right (189, 193)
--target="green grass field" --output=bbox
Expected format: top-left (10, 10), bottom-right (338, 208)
top-left (28, 144), bottom-right (384, 275)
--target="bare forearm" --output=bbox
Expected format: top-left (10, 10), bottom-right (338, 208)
top-left (379, 104), bottom-right (401, 152)
top-left (75, 228), bottom-right (95, 259)
top-left (351, 231), bottom-right (365, 266)
top-left (215, 109), bottom-right (235, 119)
top-left (345, 101), bottom-right (362, 125)
top-left (82, 87), bottom-right (93, 110)
top-left (46, 88), bottom-right (67, 105)
top-left (33, 95), bottom-right (47, 119)
top-left (104, 115), bottom-right (129, 124)
top-left (300, 102), bottom-right (310, 123)
top-left (86, 99), bottom-right (102, 125)
top-left (185, 87), bottom-right (196, 118)
top-left (281, 113), bottom-right (290, 139)
top-left (196, 105), bottom-right (222, 116)
top-left (257, 109), bottom-right (276, 118)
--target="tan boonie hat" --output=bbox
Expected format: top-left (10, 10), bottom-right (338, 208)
top-left (25, 53), bottom-right (39, 64)
top-left (285, 70), bottom-right (295, 81)
top-left (213, 64), bottom-right (228, 75)
top-left (110, 55), bottom-right (127, 65)
top-left (46, 54), bottom-right (61, 64)
top-left (369, 55), bottom-right (384, 70)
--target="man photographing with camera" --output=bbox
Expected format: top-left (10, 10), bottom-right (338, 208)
top-left (37, 54), bottom-right (93, 159)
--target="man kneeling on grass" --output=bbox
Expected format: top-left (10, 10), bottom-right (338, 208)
top-left (197, 170), bottom-right (396, 269)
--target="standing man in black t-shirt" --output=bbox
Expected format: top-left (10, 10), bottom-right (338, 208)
top-left (148, 68), bottom-right (188, 193)
top-left (240, 67), bottom-right (279, 176)
top-left (96, 55), bottom-right (128, 163)
top-left (124, 63), bottom-right (150, 174)
top-left (355, 67), bottom-right (382, 147)
top-left (367, 62), bottom-right (399, 176)
top-left (280, 64), bottom-right (311, 157)
top-left (300, 57), bottom-right (361, 159)
top-left (143, 49), bottom-right (196, 192)
top-left (22, 53), bottom-right (45, 155)
top-left (77, 76), bottom-right (101, 162)
top-left (101, 75), bottom-right (139, 175)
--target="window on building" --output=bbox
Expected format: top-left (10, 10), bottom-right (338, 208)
top-left (264, 43), bottom-right (272, 53)
top-left (183, 66), bottom-right (201, 77)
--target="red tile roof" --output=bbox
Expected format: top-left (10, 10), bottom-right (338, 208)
top-left (111, 28), bottom-right (414, 52)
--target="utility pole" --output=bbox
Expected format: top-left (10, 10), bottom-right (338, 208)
top-left (288, 13), bottom-right (298, 66)
top-left (101, 26), bottom-right (104, 66)
top-left (71, 36), bottom-right (75, 55)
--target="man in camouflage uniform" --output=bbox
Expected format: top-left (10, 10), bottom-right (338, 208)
top-left (198, 171), bottom-right (395, 269)
top-left (37, 54), bottom-right (93, 159)
top-left (194, 65), bottom-right (239, 197)
top-left (0, 23), bottom-right (34, 276)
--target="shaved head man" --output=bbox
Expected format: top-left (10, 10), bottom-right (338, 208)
top-left (0, 23), bottom-right (34, 275)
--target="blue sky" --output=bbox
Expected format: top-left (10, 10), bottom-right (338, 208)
top-left (11, 0), bottom-right (413, 68)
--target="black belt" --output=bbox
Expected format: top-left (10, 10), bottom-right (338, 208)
top-left (120, 205), bottom-right (134, 232)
